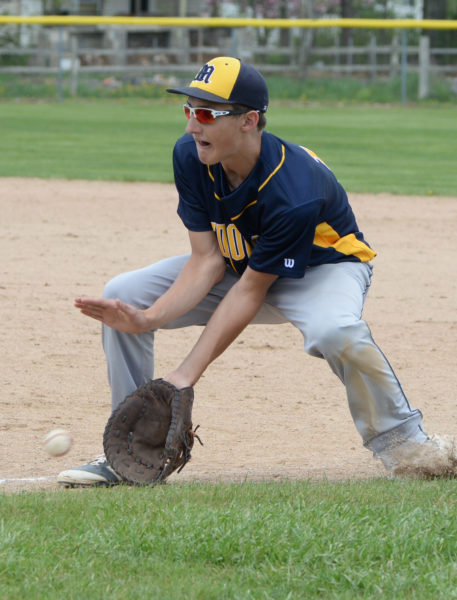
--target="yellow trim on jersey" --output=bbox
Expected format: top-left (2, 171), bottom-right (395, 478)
top-left (301, 145), bottom-right (329, 167)
top-left (314, 222), bottom-right (376, 262)
top-left (207, 166), bottom-right (221, 200)
top-left (258, 144), bottom-right (285, 191)
top-left (230, 143), bottom-right (286, 221)
top-left (231, 199), bottom-right (257, 221)
top-left (207, 143), bottom-right (285, 219)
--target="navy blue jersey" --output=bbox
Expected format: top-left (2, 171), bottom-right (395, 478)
top-left (174, 131), bottom-right (376, 278)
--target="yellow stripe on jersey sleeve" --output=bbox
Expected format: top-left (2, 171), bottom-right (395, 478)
top-left (314, 222), bottom-right (376, 262)
top-left (258, 144), bottom-right (285, 191)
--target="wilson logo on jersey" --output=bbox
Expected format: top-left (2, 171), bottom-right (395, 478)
top-left (284, 258), bottom-right (295, 268)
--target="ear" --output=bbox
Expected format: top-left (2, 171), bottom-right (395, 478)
top-left (240, 110), bottom-right (260, 132)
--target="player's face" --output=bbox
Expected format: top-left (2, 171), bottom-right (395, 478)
top-left (184, 97), bottom-right (247, 166)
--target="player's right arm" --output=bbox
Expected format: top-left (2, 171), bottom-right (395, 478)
top-left (144, 229), bottom-right (226, 327)
top-left (75, 229), bottom-right (226, 334)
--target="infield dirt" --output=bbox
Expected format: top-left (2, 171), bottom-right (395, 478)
top-left (1, 178), bottom-right (456, 492)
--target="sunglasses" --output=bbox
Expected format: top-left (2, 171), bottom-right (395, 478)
top-left (183, 103), bottom-right (251, 124)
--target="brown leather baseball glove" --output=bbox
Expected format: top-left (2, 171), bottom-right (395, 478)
top-left (103, 378), bottom-right (201, 485)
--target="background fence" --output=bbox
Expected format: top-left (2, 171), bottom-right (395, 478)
top-left (1, 16), bottom-right (457, 102)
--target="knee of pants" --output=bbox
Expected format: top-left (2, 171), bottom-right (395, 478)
top-left (103, 272), bottom-right (137, 304)
top-left (304, 320), bottom-right (368, 360)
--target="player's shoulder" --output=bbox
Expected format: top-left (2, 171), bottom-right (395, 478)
top-left (174, 133), bottom-right (197, 154)
top-left (173, 133), bottom-right (201, 170)
top-left (259, 132), bottom-right (343, 210)
top-left (262, 132), bottom-right (328, 173)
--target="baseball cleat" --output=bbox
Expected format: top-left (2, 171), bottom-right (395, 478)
top-left (57, 454), bottom-right (124, 487)
top-left (390, 434), bottom-right (457, 478)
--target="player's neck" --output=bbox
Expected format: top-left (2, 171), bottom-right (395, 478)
top-left (221, 134), bottom-right (262, 191)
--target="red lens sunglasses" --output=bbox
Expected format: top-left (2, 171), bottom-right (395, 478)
top-left (183, 103), bottom-right (251, 124)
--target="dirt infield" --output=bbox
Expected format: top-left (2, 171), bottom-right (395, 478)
top-left (1, 178), bottom-right (456, 492)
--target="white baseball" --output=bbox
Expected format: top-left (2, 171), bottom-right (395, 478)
top-left (43, 429), bottom-right (73, 457)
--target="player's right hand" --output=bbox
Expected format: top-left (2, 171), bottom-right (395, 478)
top-left (74, 297), bottom-right (151, 334)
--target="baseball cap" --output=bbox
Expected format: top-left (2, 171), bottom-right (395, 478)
top-left (167, 56), bottom-right (269, 113)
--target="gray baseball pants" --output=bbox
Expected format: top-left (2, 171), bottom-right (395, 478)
top-left (101, 255), bottom-right (427, 466)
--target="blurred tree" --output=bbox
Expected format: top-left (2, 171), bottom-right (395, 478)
top-left (423, 0), bottom-right (455, 56)
top-left (42, 0), bottom-right (65, 14)
top-left (340, 0), bottom-right (353, 48)
top-left (423, 0), bottom-right (447, 20)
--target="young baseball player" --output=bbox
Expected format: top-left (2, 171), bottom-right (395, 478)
top-left (58, 57), bottom-right (445, 486)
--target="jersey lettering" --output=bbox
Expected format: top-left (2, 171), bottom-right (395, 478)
top-left (211, 222), bottom-right (252, 263)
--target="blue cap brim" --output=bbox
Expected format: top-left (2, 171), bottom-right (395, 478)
top-left (166, 86), bottom-right (237, 105)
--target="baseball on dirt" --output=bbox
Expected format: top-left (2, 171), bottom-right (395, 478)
top-left (43, 429), bottom-right (73, 457)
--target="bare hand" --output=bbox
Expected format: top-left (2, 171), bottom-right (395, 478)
top-left (74, 297), bottom-right (150, 334)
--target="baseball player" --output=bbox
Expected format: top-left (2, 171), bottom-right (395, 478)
top-left (58, 56), bottom-right (443, 486)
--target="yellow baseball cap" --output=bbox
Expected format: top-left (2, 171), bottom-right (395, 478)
top-left (167, 56), bottom-right (268, 112)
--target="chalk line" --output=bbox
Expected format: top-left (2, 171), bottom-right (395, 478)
top-left (0, 476), bottom-right (54, 484)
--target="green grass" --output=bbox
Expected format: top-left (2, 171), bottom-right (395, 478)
top-left (2, 480), bottom-right (457, 599)
top-left (1, 99), bottom-right (457, 195)
top-left (268, 103), bottom-right (457, 196)
top-left (0, 100), bottom-right (182, 182)
top-left (266, 72), bottom-right (457, 104)
top-left (2, 97), bottom-right (457, 598)
top-left (1, 72), bottom-right (456, 104)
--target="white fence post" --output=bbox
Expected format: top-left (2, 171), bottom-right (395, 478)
top-left (230, 27), bottom-right (239, 58)
top-left (418, 35), bottom-right (430, 100)
top-left (71, 35), bottom-right (79, 96)
top-left (401, 29), bottom-right (407, 105)
top-left (369, 33), bottom-right (377, 80)
top-left (57, 26), bottom-right (63, 102)
top-left (390, 32), bottom-right (400, 78)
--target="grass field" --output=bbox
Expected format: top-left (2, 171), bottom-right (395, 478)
top-left (1, 99), bottom-right (457, 195)
top-left (2, 100), bottom-right (457, 598)
top-left (2, 480), bottom-right (457, 599)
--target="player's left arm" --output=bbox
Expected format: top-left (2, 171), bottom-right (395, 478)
top-left (165, 266), bottom-right (278, 389)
